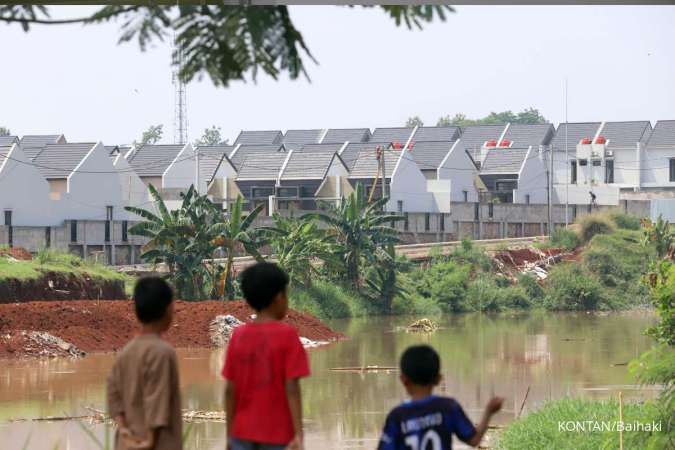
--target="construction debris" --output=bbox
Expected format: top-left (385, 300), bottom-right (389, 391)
top-left (493, 247), bottom-right (571, 280)
top-left (406, 318), bottom-right (439, 333)
top-left (1, 331), bottom-right (86, 358)
top-left (209, 314), bottom-right (243, 347)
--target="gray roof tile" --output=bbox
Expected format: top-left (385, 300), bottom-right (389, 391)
top-left (127, 144), bottom-right (185, 177)
top-left (0, 136), bottom-right (18, 146)
top-left (19, 134), bottom-right (64, 147)
top-left (339, 142), bottom-right (388, 171)
top-left (236, 153), bottom-right (288, 180)
top-left (349, 148), bottom-right (401, 179)
top-left (22, 146), bottom-right (46, 161)
top-left (322, 128), bottom-right (371, 143)
top-left (230, 144), bottom-right (285, 170)
top-left (33, 142), bottom-right (96, 179)
top-left (370, 127), bottom-right (415, 145)
top-left (407, 141), bottom-right (455, 171)
top-left (600, 121), bottom-right (651, 148)
top-left (281, 151), bottom-right (341, 180)
top-left (197, 145), bottom-right (235, 184)
top-left (282, 129), bottom-right (323, 146)
top-left (550, 122), bottom-right (600, 152)
top-left (233, 130), bottom-right (283, 146)
top-left (296, 143), bottom-right (344, 153)
top-left (502, 123), bottom-right (554, 147)
top-left (480, 147), bottom-right (530, 175)
top-left (413, 126), bottom-right (460, 142)
top-left (646, 120), bottom-right (675, 148)
top-left (455, 124), bottom-right (505, 158)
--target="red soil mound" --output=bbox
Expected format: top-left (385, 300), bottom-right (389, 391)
top-left (0, 300), bottom-right (343, 358)
top-left (0, 247), bottom-right (32, 260)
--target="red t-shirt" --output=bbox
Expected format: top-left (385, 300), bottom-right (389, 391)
top-left (222, 321), bottom-right (310, 444)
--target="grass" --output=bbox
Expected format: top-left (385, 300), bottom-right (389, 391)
top-left (290, 280), bottom-right (375, 320)
top-left (497, 397), bottom-right (668, 450)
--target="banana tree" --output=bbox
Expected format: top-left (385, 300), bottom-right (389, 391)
top-left (209, 196), bottom-right (266, 299)
top-left (306, 183), bottom-right (405, 288)
top-left (364, 243), bottom-right (408, 313)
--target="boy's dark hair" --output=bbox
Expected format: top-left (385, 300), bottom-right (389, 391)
top-left (240, 262), bottom-right (289, 311)
top-left (400, 345), bottom-right (441, 385)
top-left (133, 277), bottom-right (174, 323)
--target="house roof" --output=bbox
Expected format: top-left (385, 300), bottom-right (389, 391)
top-left (22, 146), bottom-right (47, 161)
top-left (33, 142), bottom-right (97, 179)
top-left (407, 141), bottom-right (455, 171)
top-left (600, 121), bottom-right (652, 147)
top-left (236, 152), bottom-right (288, 181)
top-left (0, 146), bottom-right (10, 171)
top-left (233, 130), bottom-right (283, 146)
top-left (196, 145), bottom-right (234, 184)
top-left (339, 142), bottom-right (388, 171)
top-left (455, 124), bottom-right (505, 156)
top-left (19, 134), bottom-right (64, 147)
top-left (646, 120), bottom-right (675, 148)
top-left (322, 128), bottom-right (371, 144)
top-left (413, 126), bottom-right (460, 142)
top-left (296, 143), bottom-right (344, 153)
top-left (105, 145), bottom-right (131, 157)
top-left (230, 144), bottom-right (285, 170)
top-left (370, 127), bottom-right (415, 145)
top-left (502, 123), bottom-right (554, 147)
top-left (349, 148), bottom-right (401, 179)
top-left (281, 151), bottom-right (342, 180)
top-left (127, 144), bottom-right (185, 177)
top-left (282, 129), bottom-right (323, 146)
top-left (480, 147), bottom-right (530, 175)
top-left (550, 122), bottom-right (601, 152)
top-left (0, 136), bottom-right (18, 146)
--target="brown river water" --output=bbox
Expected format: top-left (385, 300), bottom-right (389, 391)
top-left (0, 311), bottom-right (656, 449)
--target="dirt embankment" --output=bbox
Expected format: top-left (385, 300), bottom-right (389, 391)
top-left (0, 300), bottom-right (343, 359)
top-left (0, 272), bottom-right (126, 303)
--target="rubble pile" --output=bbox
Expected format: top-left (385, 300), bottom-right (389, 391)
top-left (493, 247), bottom-right (570, 280)
top-left (209, 314), bottom-right (243, 346)
top-left (406, 318), bottom-right (439, 333)
top-left (1, 331), bottom-right (85, 358)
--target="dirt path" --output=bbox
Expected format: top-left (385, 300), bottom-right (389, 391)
top-left (0, 300), bottom-right (343, 359)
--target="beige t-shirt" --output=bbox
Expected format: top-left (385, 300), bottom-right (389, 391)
top-left (107, 334), bottom-right (183, 450)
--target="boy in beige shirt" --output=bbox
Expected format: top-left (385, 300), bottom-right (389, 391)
top-left (107, 277), bottom-right (182, 450)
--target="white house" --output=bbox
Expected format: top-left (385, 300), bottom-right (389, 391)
top-left (125, 144), bottom-right (190, 190)
top-left (640, 120), bottom-right (675, 195)
top-left (195, 145), bottom-right (238, 206)
top-left (436, 141), bottom-right (480, 203)
top-left (479, 146), bottom-right (548, 204)
top-left (111, 151), bottom-right (150, 216)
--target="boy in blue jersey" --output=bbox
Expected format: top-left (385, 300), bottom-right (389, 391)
top-left (378, 345), bottom-right (503, 450)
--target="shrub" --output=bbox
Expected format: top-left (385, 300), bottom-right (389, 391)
top-left (404, 261), bottom-right (471, 312)
top-left (548, 227), bottom-right (580, 251)
top-left (543, 263), bottom-right (614, 310)
top-left (517, 273), bottom-right (545, 304)
top-left (577, 214), bottom-right (614, 243)
top-left (450, 239), bottom-right (493, 272)
top-left (290, 281), bottom-right (370, 320)
top-left (391, 293), bottom-right (442, 316)
top-left (465, 276), bottom-right (530, 312)
top-left (607, 210), bottom-right (641, 230)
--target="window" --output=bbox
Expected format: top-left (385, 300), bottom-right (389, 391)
top-left (106, 206), bottom-right (113, 221)
top-left (404, 212), bottom-right (409, 231)
top-left (4, 210), bottom-right (12, 248)
top-left (592, 160), bottom-right (601, 167)
top-left (525, 194), bottom-right (531, 205)
top-left (3, 210), bottom-right (11, 226)
top-left (463, 190), bottom-right (468, 202)
top-left (488, 202), bottom-right (494, 218)
top-left (424, 213), bottom-right (430, 231)
top-left (474, 202), bottom-right (479, 221)
top-left (70, 220), bottom-right (78, 243)
top-left (277, 187), bottom-right (299, 198)
top-left (439, 214), bottom-right (445, 232)
top-left (579, 159), bottom-right (588, 166)
top-left (670, 159), bottom-right (675, 182)
top-left (572, 205), bottom-right (578, 220)
top-left (45, 227), bottom-right (51, 248)
top-left (605, 160), bottom-right (614, 184)
top-left (397, 200), bottom-right (403, 213)
top-left (570, 161), bottom-right (577, 184)
top-left (105, 221), bottom-right (111, 242)
top-left (251, 187), bottom-right (274, 198)
top-left (122, 221), bottom-right (128, 242)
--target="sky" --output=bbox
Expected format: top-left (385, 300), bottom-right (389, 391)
top-left (1, 5), bottom-right (674, 145)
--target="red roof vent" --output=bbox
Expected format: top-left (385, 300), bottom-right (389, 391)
top-left (391, 141), bottom-right (403, 149)
top-left (485, 139), bottom-right (498, 147)
top-left (406, 141), bottom-right (415, 150)
top-left (594, 136), bottom-right (606, 145)
top-left (499, 139), bottom-right (511, 147)
top-left (580, 137), bottom-right (592, 145)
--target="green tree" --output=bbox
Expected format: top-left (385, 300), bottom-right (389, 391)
top-left (0, 126), bottom-right (10, 136)
top-left (194, 125), bottom-right (224, 146)
top-left (1, 5), bottom-right (452, 87)
top-left (364, 244), bottom-right (408, 313)
top-left (515, 107), bottom-right (547, 124)
top-left (307, 184), bottom-right (404, 287)
top-left (133, 124), bottom-right (163, 147)
top-left (436, 115), bottom-right (452, 127)
top-left (439, 108), bottom-right (548, 127)
top-left (210, 196), bottom-right (265, 299)
top-left (405, 116), bottom-right (424, 127)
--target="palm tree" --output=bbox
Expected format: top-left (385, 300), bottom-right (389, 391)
top-left (210, 196), bottom-right (266, 299)
top-left (307, 184), bottom-right (404, 287)
top-left (364, 244), bottom-right (408, 313)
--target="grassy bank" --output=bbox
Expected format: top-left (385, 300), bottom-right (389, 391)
top-left (496, 398), bottom-right (667, 450)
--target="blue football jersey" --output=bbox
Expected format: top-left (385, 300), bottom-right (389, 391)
top-left (377, 396), bottom-right (476, 450)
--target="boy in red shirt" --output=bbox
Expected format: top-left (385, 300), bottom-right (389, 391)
top-left (223, 262), bottom-right (310, 450)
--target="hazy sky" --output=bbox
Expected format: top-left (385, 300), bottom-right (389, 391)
top-left (2, 5), bottom-right (674, 145)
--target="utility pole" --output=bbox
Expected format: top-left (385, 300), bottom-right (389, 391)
top-left (195, 146), bottom-right (200, 192)
top-left (564, 77), bottom-right (569, 226)
top-left (547, 146), bottom-right (553, 237)
top-left (368, 146), bottom-right (383, 202)
top-left (381, 148), bottom-right (387, 199)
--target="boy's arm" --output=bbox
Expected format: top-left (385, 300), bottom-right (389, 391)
top-left (224, 381), bottom-right (236, 438)
top-left (285, 378), bottom-right (303, 449)
top-left (467, 397), bottom-right (503, 447)
top-left (106, 363), bottom-right (127, 428)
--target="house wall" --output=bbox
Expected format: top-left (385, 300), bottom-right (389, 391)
top-left (66, 142), bottom-right (125, 221)
top-left (140, 176), bottom-right (163, 189)
top-left (0, 145), bottom-right (62, 226)
top-left (513, 147), bottom-right (548, 204)
top-left (387, 150), bottom-right (436, 212)
top-left (163, 144), bottom-right (195, 190)
top-left (437, 143), bottom-right (479, 202)
top-left (113, 153), bottom-right (149, 219)
top-left (642, 147), bottom-right (675, 188)
top-left (611, 146), bottom-right (641, 188)
top-left (206, 158), bottom-right (237, 196)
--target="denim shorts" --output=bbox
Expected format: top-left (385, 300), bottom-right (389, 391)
top-left (229, 437), bottom-right (287, 450)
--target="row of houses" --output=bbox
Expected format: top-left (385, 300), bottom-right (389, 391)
top-left (1, 120), bottom-right (674, 261)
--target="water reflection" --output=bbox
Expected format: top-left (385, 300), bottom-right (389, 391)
top-left (0, 311), bottom-right (655, 449)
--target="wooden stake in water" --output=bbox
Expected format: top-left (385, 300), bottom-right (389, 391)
top-left (619, 391), bottom-right (624, 450)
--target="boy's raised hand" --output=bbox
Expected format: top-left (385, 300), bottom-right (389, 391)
top-left (486, 396), bottom-right (504, 416)
top-left (285, 434), bottom-right (304, 450)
